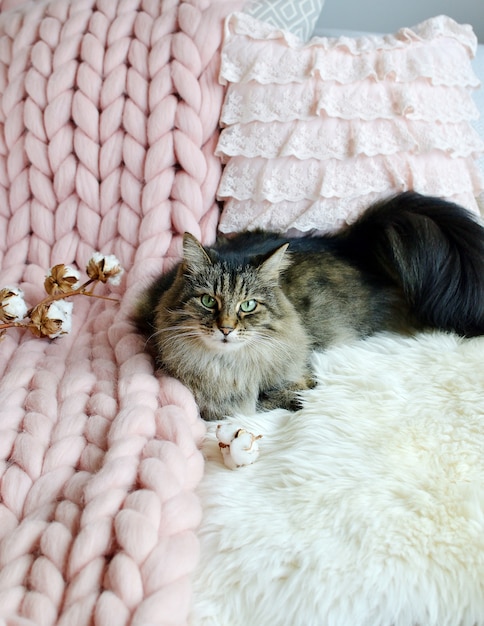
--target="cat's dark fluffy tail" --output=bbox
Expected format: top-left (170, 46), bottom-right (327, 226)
top-left (338, 192), bottom-right (484, 336)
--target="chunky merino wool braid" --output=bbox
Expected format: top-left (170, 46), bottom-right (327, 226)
top-left (0, 0), bottom-right (243, 624)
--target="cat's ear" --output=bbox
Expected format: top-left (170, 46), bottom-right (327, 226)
top-left (260, 244), bottom-right (290, 280)
top-left (182, 233), bottom-right (213, 271)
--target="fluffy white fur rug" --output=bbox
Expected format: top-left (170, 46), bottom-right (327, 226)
top-left (190, 332), bottom-right (484, 626)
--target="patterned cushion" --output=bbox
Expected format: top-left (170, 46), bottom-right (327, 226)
top-left (245, 0), bottom-right (325, 41)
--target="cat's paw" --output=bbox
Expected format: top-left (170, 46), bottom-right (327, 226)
top-left (258, 389), bottom-right (301, 411)
top-left (258, 386), bottom-right (303, 412)
top-left (259, 375), bottom-right (315, 412)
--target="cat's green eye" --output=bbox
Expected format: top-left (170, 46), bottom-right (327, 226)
top-left (240, 299), bottom-right (257, 313)
top-left (200, 294), bottom-right (217, 309)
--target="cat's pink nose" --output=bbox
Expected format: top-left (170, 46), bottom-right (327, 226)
top-left (219, 326), bottom-right (234, 336)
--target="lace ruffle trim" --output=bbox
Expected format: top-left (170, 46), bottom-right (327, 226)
top-left (218, 191), bottom-right (482, 235)
top-left (220, 80), bottom-right (480, 125)
top-left (216, 119), bottom-right (484, 161)
top-left (217, 153), bottom-right (484, 203)
top-left (220, 13), bottom-right (479, 87)
top-left (223, 12), bottom-right (477, 55)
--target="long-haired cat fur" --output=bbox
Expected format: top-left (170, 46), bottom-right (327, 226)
top-left (134, 192), bottom-right (484, 420)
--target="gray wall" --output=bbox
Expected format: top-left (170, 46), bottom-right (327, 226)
top-left (317, 0), bottom-right (484, 42)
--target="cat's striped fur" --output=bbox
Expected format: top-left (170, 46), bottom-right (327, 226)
top-left (135, 193), bottom-right (484, 420)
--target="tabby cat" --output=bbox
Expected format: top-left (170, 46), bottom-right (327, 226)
top-left (134, 192), bottom-right (484, 420)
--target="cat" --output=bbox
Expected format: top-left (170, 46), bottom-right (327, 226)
top-left (134, 192), bottom-right (484, 421)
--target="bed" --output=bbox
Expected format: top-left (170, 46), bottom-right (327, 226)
top-left (0, 1), bottom-right (482, 625)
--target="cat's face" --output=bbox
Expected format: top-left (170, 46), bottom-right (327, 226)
top-left (163, 234), bottom-right (291, 354)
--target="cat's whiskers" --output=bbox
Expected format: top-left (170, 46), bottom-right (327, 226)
top-left (147, 324), bottom-right (205, 350)
top-left (152, 323), bottom-right (200, 335)
top-left (158, 329), bottom-right (203, 344)
top-left (154, 314), bottom-right (294, 361)
top-left (156, 323), bottom-right (246, 353)
top-left (245, 330), bottom-right (297, 360)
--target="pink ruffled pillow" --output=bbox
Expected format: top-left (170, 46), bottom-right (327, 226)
top-left (216, 13), bottom-right (484, 234)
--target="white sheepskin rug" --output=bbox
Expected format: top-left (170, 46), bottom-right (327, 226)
top-left (190, 331), bottom-right (484, 626)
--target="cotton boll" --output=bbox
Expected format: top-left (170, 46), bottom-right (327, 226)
top-left (45, 300), bottom-right (73, 338)
top-left (229, 429), bottom-right (261, 466)
top-left (219, 444), bottom-right (239, 470)
top-left (216, 423), bottom-right (241, 446)
top-left (216, 425), bottom-right (262, 469)
top-left (86, 252), bottom-right (124, 285)
top-left (44, 264), bottom-right (81, 295)
top-left (0, 287), bottom-right (28, 322)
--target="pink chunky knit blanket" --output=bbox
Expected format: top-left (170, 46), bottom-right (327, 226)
top-left (0, 0), bottom-right (242, 623)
